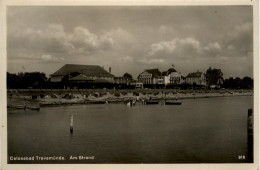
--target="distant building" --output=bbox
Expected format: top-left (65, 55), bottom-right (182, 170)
top-left (217, 78), bottom-right (224, 86)
top-left (161, 68), bottom-right (184, 85)
top-left (157, 76), bottom-right (165, 84)
top-left (50, 64), bottom-right (114, 83)
top-left (69, 74), bottom-right (94, 82)
top-left (185, 71), bottom-right (206, 86)
top-left (138, 69), bottom-right (162, 84)
top-left (135, 82), bottom-right (144, 89)
top-left (210, 78), bottom-right (224, 89)
top-left (114, 77), bottom-right (133, 84)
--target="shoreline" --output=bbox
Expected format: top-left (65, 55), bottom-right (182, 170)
top-left (7, 89), bottom-right (253, 108)
top-left (40, 91), bottom-right (253, 107)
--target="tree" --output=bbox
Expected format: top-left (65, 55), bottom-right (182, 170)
top-left (224, 76), bottom-right (253, 89)
top-left (240, 77), bottom-right (253, 89)
top-left (234, 77), bottom-right (242, 89)
top-left (123, 72), bottom-right (133, 80)
top-left (22, 72), bottom-right (48, 88)
top-left (206, 67), bottom-right (223, 85)
top-left (7, 72), bottom-right (19, 89)
top-left (7, 72), bottom-right (47, 89)
top-left (224, 77), bottom-right (233, 89)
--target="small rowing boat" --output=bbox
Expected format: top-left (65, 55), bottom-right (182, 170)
top-left (26, 106), bottom-right (40, 110)
top-left (9, 105), bottom-right (26, 109)
top-left (145, 100), bottom-right (159, 105)
top-left (91, 100), bottom-right (106, 104)
top-left (165, 101), bottom-right (182, 105)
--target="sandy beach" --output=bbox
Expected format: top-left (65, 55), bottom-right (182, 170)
top-left (7, 89), bottom-right (253, 107)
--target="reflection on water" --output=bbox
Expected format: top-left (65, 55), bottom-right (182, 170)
top-left (8, 96), bottom-right (253, 163)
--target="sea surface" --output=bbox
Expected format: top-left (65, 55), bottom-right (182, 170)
top-left (7, 96), bottom-right (253, 163)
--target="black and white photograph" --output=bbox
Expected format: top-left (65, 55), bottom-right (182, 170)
top-left (1, 1), bottom-right (259, 169)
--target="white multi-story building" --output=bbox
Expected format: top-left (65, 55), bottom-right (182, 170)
top-left (161, 68), bottom-right (184, 85)
top-left (138, 69), bottom-right (162, 84)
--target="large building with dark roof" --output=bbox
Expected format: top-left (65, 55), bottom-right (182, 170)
top-left (138, 68), bottom-right (162, 84)
top-left (50, 64), bottom-right (114, 83)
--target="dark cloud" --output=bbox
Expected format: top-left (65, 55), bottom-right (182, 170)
top-left (7, 6), bottom-right (253, 78)
top-left (225, 22), bottom-right (253, 57)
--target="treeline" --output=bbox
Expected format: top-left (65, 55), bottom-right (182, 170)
top-left (7, 71), bottom-right (253, 90)
top-left (205, 67), bottom-right (253, 89)
top-left (7, 72), bottom-right (49, 89)
top-left (223, 77), bottom-right (253, 89)
top-left (7, 72), bottom-right (135, 89)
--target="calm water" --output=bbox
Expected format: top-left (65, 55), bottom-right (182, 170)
top-left (8, 96), bottom-right (253, 163)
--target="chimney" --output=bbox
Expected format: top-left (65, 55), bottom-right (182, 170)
top-left (109, 67), bottom-right (111, 73)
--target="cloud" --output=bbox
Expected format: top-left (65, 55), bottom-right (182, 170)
top-left (118, 56), bottom-right (133, 63)
top-left (68, 26), bottom-right (100, 51)
top-left (8, 24), bottom-right (135, 63)
top-left (7, 6), bottom-right (253, 78)
top-left (225, 22), bottom-right (253, 56)
top-left (227, 45), bottom-right (235, 50)
top-left (203, 42), bottom-right (222, 56)
top-left (227, 22), bottom-right (252, 39)
top-left (204, 42), bottom-right (221, 51)
top-left (145, 37), bottom-right (226, 66)
top-left (104, 28), bottom-right (135, 44)
top-left (139, 58), bottom-right (165, 64)
top-left (40, 54), bottom-right (65, 62)
top-left (148, 37), bottom-right (201, 57)
top-left (8, 51), bottom-right (64, 63)
top-left (159, 25), bottom-right (175, 34)
top-left (183, 24), bottom-right (200, 30)
top-left (145, 22), bottom-right (252, 65)
top-left (66, 26), bottom-right (118, 54)
top-left (147, 37), bottom-right (218, 66)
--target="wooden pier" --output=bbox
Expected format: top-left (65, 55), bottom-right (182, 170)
top-left (247, 109), bottom-right (253, 162)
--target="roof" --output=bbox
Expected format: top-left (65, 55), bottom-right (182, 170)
top-left (94, 79), bottom-right (110, 83)
top-left (167, 68), bottom-right (177, 73)
top-left (217, 78), bottom-right (224, 85)
top-left (161, 71), bottom-right (167, 76)
top-left (69, 74), bottom-right (94, 81)
top-left (114, 77), bottom-right (131, 80)
top-left (162, 68), bottom-right (177, 76)
top-left (144, 69), bottom-right (161, 77)
top-left (50, 64), bottom-right (114, 77)
top-left (186, 72), bottom-right (204, 78)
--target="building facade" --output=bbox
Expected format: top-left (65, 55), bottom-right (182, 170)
top-left (114, 77), bottom-right (133, 84)
top-left (161, 68), bottom-right (184, 85)
top-left (138, 69), bottom-right (162, 84)
top-left (185, 71), bottom-right (207, 86)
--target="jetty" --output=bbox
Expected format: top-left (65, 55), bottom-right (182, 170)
top-left (7, 94), bottom-right (40, 111)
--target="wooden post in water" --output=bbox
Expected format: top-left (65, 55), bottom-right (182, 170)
top-left (70, 114), bottom-right (73, 134)
top-left (247, 109), bottom-right (253, 162)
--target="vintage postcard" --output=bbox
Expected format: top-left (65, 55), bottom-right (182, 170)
top-left (1, 0), bottom-right (259, 170)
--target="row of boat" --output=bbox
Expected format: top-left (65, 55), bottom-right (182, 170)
top-left (7, 104), bottom-right (40, 110)
top-left (125, 100), bottom-right (182, 106)
top-left (145, 100), bottom-right (182, 105)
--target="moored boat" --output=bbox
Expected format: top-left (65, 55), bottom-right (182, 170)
top-left (145, 100), bottom-right (159, 105)
top-left (9, 105), bottom-right (26, 109)
top-left (165, 101), bottom-right (182, 105)
top-left (91, 100), bottom-right (106, 104)
top-left (26, 106), bottom-right (40, 111)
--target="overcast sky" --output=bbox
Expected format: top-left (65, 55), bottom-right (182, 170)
top-left (7, 6), bottom-right (253, 78)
